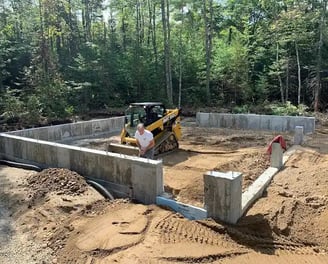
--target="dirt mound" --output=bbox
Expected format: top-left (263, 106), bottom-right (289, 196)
top-left (215, 151), bottom-right (270, 190)
top-left (244, 149), bottom-right (328, 251)
top-left (27, 168), bottom-right (88, 203)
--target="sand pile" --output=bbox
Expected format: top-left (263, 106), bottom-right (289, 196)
top-left (215, 152), bottom-right (270, 190)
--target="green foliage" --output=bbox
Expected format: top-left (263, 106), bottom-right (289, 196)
top-left (1, 92), bottom-right (25, 120)
top-left (25, 95), bottom-right (42, 124)
top-left (36, 78), bottom-right (72, 119)
top-left (231, 101), bottom-right (309, 116)
top-left (267, 102), bottom-right (309, 116)
top-left (232, 105), bottom-right (249, 114)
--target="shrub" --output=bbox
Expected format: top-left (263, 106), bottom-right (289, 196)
top-left (267, 101), bottom-right (309, 116)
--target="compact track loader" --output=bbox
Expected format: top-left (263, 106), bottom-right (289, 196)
top-left (108, 102), bottom-right (182, 157)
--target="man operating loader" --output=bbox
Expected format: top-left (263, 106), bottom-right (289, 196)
top-left (135, 123), bottom-right (155, 159)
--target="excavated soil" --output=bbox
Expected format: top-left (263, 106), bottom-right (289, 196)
top-left (27, 168), bottom-right (88, 205)
top-left (2, 123), bottom-right (328, 263)
top-left (28, 168), bottom-right (88, 195)
top-left (53, 133), bottom-right (328, 263)
top-left (163, 126), bottom-right (289, 207)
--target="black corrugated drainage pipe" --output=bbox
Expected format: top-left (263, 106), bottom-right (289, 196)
top-left (86, 180), bottom-right (115, 200)
top-left (0, 159), bottom-right (42, 172)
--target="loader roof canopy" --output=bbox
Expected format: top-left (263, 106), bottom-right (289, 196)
top-left (130, 102), bottom-right (164, 107)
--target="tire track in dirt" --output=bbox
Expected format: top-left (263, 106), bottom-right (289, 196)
top-left (159, 251), bottom-right (248, 263)
top-left (155, 213), bottom-right (323, 260)
top-left (209, 220), bottom-right (323, 256)
top-left (154, 213), bottom-right (246, 250)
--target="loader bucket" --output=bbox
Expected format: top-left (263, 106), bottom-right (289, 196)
top-left (108, 143), bottom-right (139, 156)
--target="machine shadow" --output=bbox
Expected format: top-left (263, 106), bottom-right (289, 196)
top-left (227, 214), bottom-right (276, 255)
top-left (160, 149), bottom-right (197, 167)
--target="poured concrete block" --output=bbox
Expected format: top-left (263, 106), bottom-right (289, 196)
top-left (204, 171), bottom-right (242, 224)
top-left (196, 112), bottom-right (210, 127)
top-left (246, 114), bottom-right (260, 130)
top-left (61, 124), bottom-right (72, 140)
top-left (196, 112), bottom-right (315, 133)
top-left (223, 114), bottom-right (233, 128)
top-left (270, 143), bottom-right (283, 169)
top-left (260, 116), bottom-right (271, 131)
top-left (131, 161), bottom-right (163, 204)
top-left (57, 146), bottom-right (71, 168)
top-left (82, 122), bottom-right (92, 137)
top-left (49, 126), bottom-right (63, 141)
top-left (231, 114), bottom-right (238, 128)
top-left (272, 116), bottom-right (288, 131)
top-left (294, 126), bottom-right (304, 145)
top-left (92, 121), bottom-right (103, 135)
top-left (293, 117), bottom-right (315, 134)
top-left (235, 114), bottom-right (246, 129)
top-left (112, 117), bottom-right (125, 130)
top-left (209, 113), bottom-right (218, 127)
top-left (35, 127), bottom-right (49, 140)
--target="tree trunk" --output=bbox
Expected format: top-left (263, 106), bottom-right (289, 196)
top-left (136, 0), bottom-right (141, 45)
top-left (314, 0), bottom-right (326, 112)
top-left (178, 6), bottom-right (184, 108)
top-left (203, 0), bottom-right (213, 103)
top-left (141, 0), bottom-right (145, 44)
top-left (161, 0), bottom-right (173, 104)
top-left (83, 0), bottom-right (91, 42)
top-left (295, 41), bottom-right (301, 105)
top-left (135, 0), bottom-right (141, 97)
top-left (166, 0), bottom-right (173, 104)
top-left (103, 22), bottom-right (107, 42)
top-left (152, 2), bottom-right (158, 67)
top-left (276, 43), bottom-right (284, 103)
top-left (121, 8), bottom-right (126, 51)
top-left (38, 0), bottom-right (48, 75)
top-left (147, 0), bottom-right (152, 47)
top-left (286, 56), bottom-right (289, 102)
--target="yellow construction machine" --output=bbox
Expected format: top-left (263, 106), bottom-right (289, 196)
top-left (108, 102), bottom-right (182, 157)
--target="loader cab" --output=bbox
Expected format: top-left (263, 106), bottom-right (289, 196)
top-left (124, 102), bottom-right (166, 136)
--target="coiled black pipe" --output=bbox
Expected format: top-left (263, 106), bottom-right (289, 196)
top-left (86, 180), bottom-right (114, 200)
top-left (0, 159), bottom-right (42, 172)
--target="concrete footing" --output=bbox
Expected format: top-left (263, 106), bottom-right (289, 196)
top-left (204, 171), bottom-right (242, 224)
top-left (156, 196), bottom-right (207, 220)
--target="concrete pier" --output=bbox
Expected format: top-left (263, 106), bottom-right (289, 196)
top-left (270, 143), bottom-right (283, 169)
top-left (204, 171), bottom-right (242, 224)
top-left (294, 126), bottom-right (304, 145)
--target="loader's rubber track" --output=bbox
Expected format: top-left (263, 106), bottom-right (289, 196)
top-left (154, 132), bottom-right (179, 157)
top-left (108, 131), bottom-right (179, 157)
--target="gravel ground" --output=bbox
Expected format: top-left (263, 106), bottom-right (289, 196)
top-left (0, 166), bottom-right (53, 264)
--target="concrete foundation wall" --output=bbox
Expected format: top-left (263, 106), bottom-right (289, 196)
top-left (0, 133), bottom-right (163, 204)
top-left (7, 117), bottom-right (125, 142)
top-left (196, 112), bottom-right (315, 133)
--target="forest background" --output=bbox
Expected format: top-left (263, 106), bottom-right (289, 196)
top-left (1, 0), bottom-right (327, 126)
